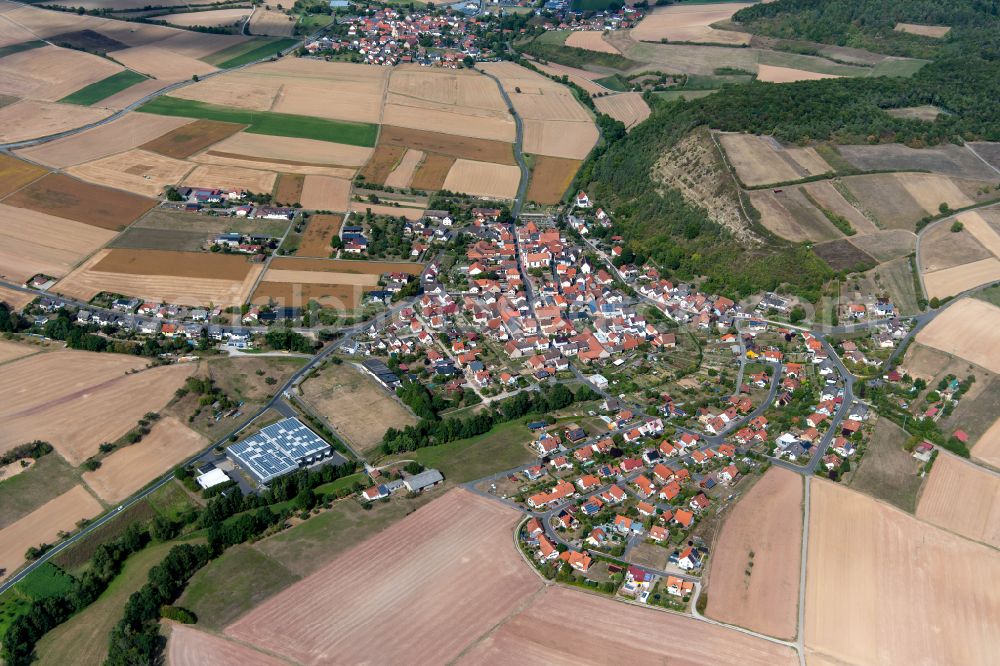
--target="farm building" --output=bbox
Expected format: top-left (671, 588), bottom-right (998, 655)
top-left (227, 417), bottom-right (334, 484)
top-left (196, 467), bottom-right (231, 490)
top-left (403, 469), bottom-right (444, 493)
top-left (361, 358), bottom-right (401, 389)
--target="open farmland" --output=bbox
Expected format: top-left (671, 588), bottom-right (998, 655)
top-left (299, 175), bottom-right (351, 211)
top-left (161, 8), bottom-right (251, 28)
top-left (916, 452), bottom-right (1000, 548)
top-left (297, 213), bottom-right (342, 256)
top-left (0, 485), bottom-right (103, 582)
top-left (973, 412), bottom-right (1000, 469)
top-left (0, 203), bottom-right (118, 282)
top-left (801, 181), bottom-right (879, 236)
top-left (704, 467), bottom-right (802, 640)
top-left (955, 210), bottom-right (1000, 257)
top-left (301, 361), bottom-right (417, 455)
top-left (530, 60), bottom-right (610, 95)
top-left (0, 99), bottom-right (112, 143)
top-left (0, 284), bottom-right (36, 310)
top-left (384, 65), bottom-right (514, 142)
top-left (0, 339), bottom-right (40, 364)
top-left (848, 418), bottom-right (923, 511)
top-left (66, 149), bottom-right (193, 198)
top-left (805, 479), bottom-right (1000, 666)
top-left (2, 173), bottom-right (156, 230)
top-left (226, 489), bottom-right (544, 665)
top-left (916, 298), bottom-right (1000, 373)
top-left (442, 159), bottom-right (521, 200)
top-left (565, 30), bottom-right (621, 53)
top-left (841, 174), bottom-right (936, 230)
top-left (0, 44), bottom-right (121, 102)
top-left (168, 625), bottom-right (287, 666)
top-left (895, 22), bottom-right (950, 37)
top-left (59, 70), bottom-right (147, 107)
top-left (854, 229), bottom-right (916, 262)
top-left (182, 164), bottom-right (276, 193)
top-left (0, 351), bottom-right (194, 464)
top-left (247, 6), bottom-right (294, 36)
top-left (812, 239), bottom-right (876, 271)
top-left (460, 586), bottom-right (797, 666)
top-left (378, 125), bottom-right (516, 165)
top-left (749, 189), bottom-right (842, 243)
top-left (756, 65), bottom-right (840, 83)
top-left (56, 248), bottom-right (263, 307)
top-left (526, 155), bottom-right (580, 205)
top-left (593, 92), bottom-right (650, 130)
top-left (920, 221), bottom-right (993, 272)
top-left (359, 143), bottom-right (406, 184)
top-left (383, 149), bottom-right (424, 188)
top-left (273, 173), bottom-right (303, 205)
top-left (923, 258), bottom-right (1000, 301)
top-left (719, 133), bottom-right (832, 187)
top-left (207, 132), bottom-right (373, 168)
top-left (14, 112), bottom-right (191, 168)
top-left (0, 154), bottom-right (47, 197)
top-left (82, 416), bottom-right (207, 503)
top-left (140, 119), bottom-right (245, 159)
top-left (253, 257), bottom-right (420, 309)
top-left (411, 154), bottom-right (456, 190)
top-left (108, 44), bottom-right (218, 81)
top-left (629, 2), bottom-right (753, 46)
top-left (836, 143), bottom-right (998, 180)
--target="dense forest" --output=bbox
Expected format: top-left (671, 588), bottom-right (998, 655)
top-left (576, 0), bottom-right (1000, 301)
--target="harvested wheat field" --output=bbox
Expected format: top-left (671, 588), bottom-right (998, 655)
top-left (921, 217), bottom-right (994, 272)
top-left (383, 149), bottom-right (423, 188)
top-left (251, 281), bottom-right (371, 310)
top-left (916, 298), bottom-right (1000, 372)
top-left (191, 151), bottom-right (354, 179)
top-left (384, 65), bottom-right (514, 141)
top-left (56, 248), bottom-right (263, 307)
top-left (0, 44), bottom-right (121, 101)
top-left (161, 8), bottom-right (250, 28)
top-left (0, 154), bottom-right (47, 197)
top-left (0, 351), bottom-right (194, 464)
top-left (749, 189), bottom-right (841, 243)
top-left (916, 452), bottom-right (1000, 548)
top-left (955, 210), bottom-right (1000, 258)
top-left (207, 132), bottom-right (373, 167)
top-left (268, 256), bottom-right (421, 275)
top-left (973, 414), bottom-right (1000, 469)
top-left (248, 6), bottom-right (294, 36)
top-left (359, 143), bottom-right (406, 184)
top-left (3, 173), bottom-right (156, 230)
top-left (301, 361), bottom-right (417, 454)
top-left (719, 133), bottom-right (831, 186)
top-left (263, 59), bottom-right (389, 124)
top-left (411, 154), bottom-right (455, 190)
top-left (0, 485), bottom-right (103, 582)
top-left (15, 112), bottom-right (191, 168)
top-left (461, 586), bottom-right (797, 666)
top-left (226, 489), bottom-right (545, 665)
top-left (182, 164), bottom-right (276, 193)
top-left (255, 257), bottom-right (419, 308)
top-left (0, 339), bottom-right (39, 364)
top-left (0, 99), bottom-right (111, 143)
top-left (594, 92), bottom-right (650, 130)
top-left (630, 3), bottom-right (753, 45)
top-left (802, 180), bottom-right (879, 235)
top-left (83, 416), bottom-right (207, 503)
top-left (530, 61), bottom-right (609, 94)
top-left (0, 284), bottom-right (36, 310)
top-left (273, 173), bottom-right (304, 205)
top-left (805, 479), bottom-right (1000, 666)
top-left (168, 624), bottom-right (286, 666)
top-left (107, 44), bottom-right (218, 82)
top-left (526, 156), bottom-right (580, 205)
top-left (378, 125), bottom-right (516, 165)
top-left (297, 213), bottom-right (342, 257)
top-left (67, 148), bottom-right (193, 198)
top-left (442, 159), bottom-right (520, 200)
top-left (895, 22), bottom-right (950, 38)
top-left (923, 258), bottom-right (1000, 301)
top-left (757, 65), bottom-right (841, 83)
top-left (141, 119), bottom-right (246, 160)
top-left (0, 203), bottom-right (117, 282)
top-left (299, 175), bottom-right (351, 211)
top-left (348, 201), bottom-right (426, 220)
top-left (897, 173), bottom-right (973, 214)
top-left (170, 76), bottom-right (280, 112)
top-left (705, 467), bottom-right (802, 640)
top-left (523, 118), bottom-right (598, 160)
top-left (565, 30), bottom-right (620, 53)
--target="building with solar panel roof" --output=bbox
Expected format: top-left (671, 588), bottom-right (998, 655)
top-left (227, 417), bottom-right (333, 484)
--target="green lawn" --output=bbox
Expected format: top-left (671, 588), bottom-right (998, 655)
top-left (400, 419), bottom-right (536, 484)
top-left (534, 30), bottom-right (569, 46)
top-left (298, 14), bottom-right (334, 29)
top-left (14, 562), bottom-right (76, 601)
top-left (59, 70), bottom-right (148, 106)
top-left (138, 96), bottom-right (378, 147)
top-left (0, 453), bottom-right (80, 530)
top-left (179, 544), bottom-right (300, 630)
top-left (315, 472), bottom-right (368, 496)
top-left (0, 40), bottom-right (45, 59)
top-left (202, 37), bottom-right (299, 68)
top-left (595, 74), bottom-right (630, 92)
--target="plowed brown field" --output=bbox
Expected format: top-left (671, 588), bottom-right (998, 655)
top-left (297, 213), bottom-right (342, 257)
top-left (167, 625), bottom-right (287, 666)
top-left (705, 467), bottom-right (802, 640)
top-left (0, 154), bottom-right (47, 197)
top-left (526, 156), bottom-right (580, 205)
top-left (273, 173), bottom-right (304, 206)
top-left (3, 173), bottom-right (156, 230)
top-left (378, 125), bottom-right (515, 165)
top-left (141, 119), bottom-right (246, 159)
top-left (411, 153), bottom-right (455, 190)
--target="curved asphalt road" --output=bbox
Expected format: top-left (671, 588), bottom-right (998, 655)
top-left (478, 66), bottom-right (529, 219)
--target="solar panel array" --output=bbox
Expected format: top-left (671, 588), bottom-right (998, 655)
top-left (227, 417), bottom-right (332, 484)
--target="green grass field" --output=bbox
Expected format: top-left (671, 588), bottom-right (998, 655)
top-left (146, 479), bottom-right (198, 522)
top-left (975, 283), bottom-right (1000, 307)
top-left (179, 544), bottom-right (300, 630)
top-left (595, 74), bottom-right (630, 92)
top-left (654, 89), bottom-right (719, 102)
top-left (0, 40), bottom-right (45, 59)
top-left (398, 419), bottom-right (535, 484)
top-left (139, 96), bottom-right (378, 146)
top-left (52, 501), bottom-right (157, 574)
top-left (315, 472), bottom-right (368, 496)
top-left (0, 591), bottom-right (30, 639)
top-left (0, 453), bottom-right (80, 530)
top-left (534, 30), bottom-right (569, 46)
top-left (871, 58), bottom-right (929, 78)
top-left (15, 562), bottom-right (76, 601)
top-left (59, 70), bottom-right (148, 106)
top-left (202, 37), bottom-right (299, 68)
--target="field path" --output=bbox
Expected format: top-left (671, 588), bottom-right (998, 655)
top-left (477, 67), bottom-right (529, 218)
